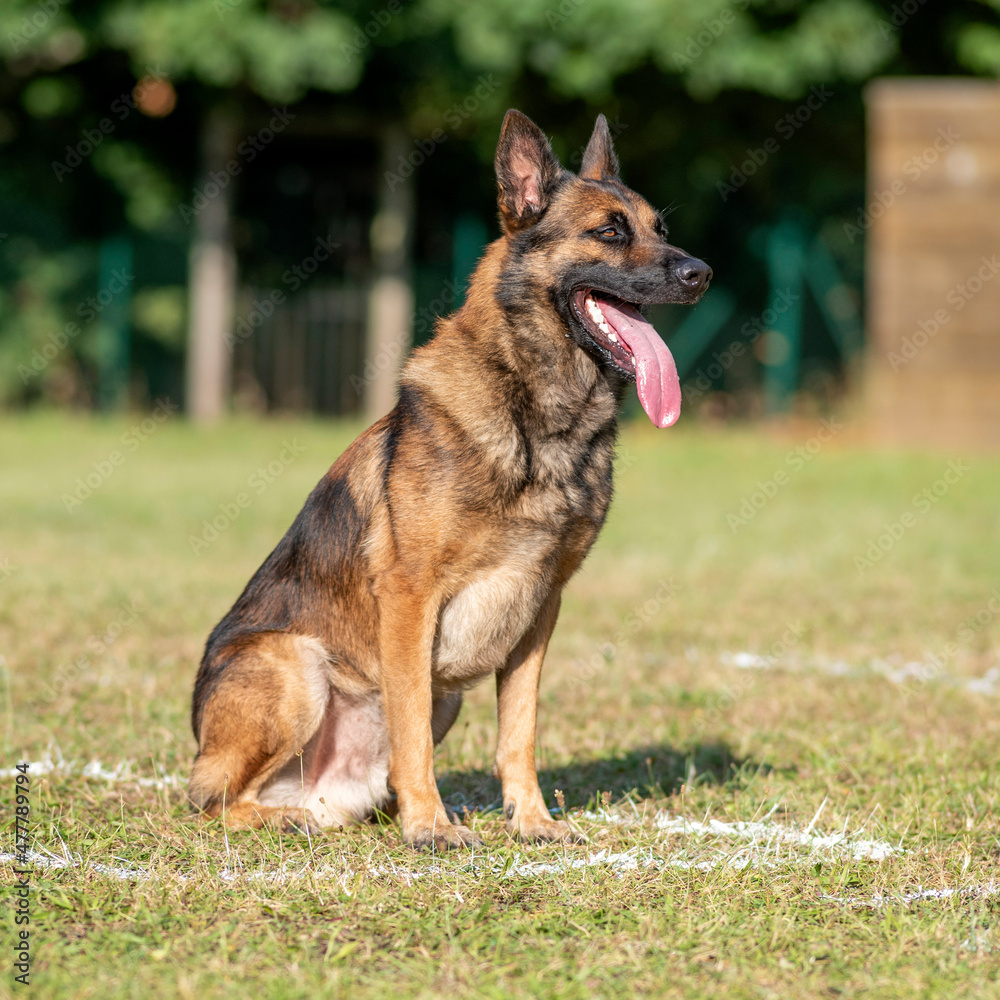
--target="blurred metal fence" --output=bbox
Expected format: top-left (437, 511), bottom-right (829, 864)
top-left (232, 286), bottom-right (368, 415)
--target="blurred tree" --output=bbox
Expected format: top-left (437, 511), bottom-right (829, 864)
top-left (94, 0), bottom-right (360, 419)
top-left (419, 0), bottom-right (895, 100)
top-left (1, 0), bottom-right (997, 415)
top-left (956, 0), bottom-right (1000, 72)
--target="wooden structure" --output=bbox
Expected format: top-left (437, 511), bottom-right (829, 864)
top-left (865, 79), bottom-right (1000, 450)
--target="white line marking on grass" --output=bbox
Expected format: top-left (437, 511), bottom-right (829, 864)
top-left (0, 755), bottom-right (183, 789)
top-left (7, 848), bottom-right (993, 924)
top-left (822, 883), bottom-right (1000, 909)
top-left (0, 803), bottom-right (904, 890)
top-left (654, 809), bottom-right (902, 861)
top-left (723, 651), bottom-right (1000, 695)
top-left (960, 931), bottom-right (997, 954)
top-left (1, 757), bottom-right (906, 877)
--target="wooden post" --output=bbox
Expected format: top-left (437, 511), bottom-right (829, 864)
top-left (186, 105), bottom-right (238, 423)
top-left (364, 125), bottom-right (415, 423)
top-left (864, 80), bottom-right (1000, 450)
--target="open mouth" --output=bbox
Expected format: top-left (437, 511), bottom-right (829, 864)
top-left (570, 288), bottom-right (682, 428)
top-left (572, 289), bottom-right (639, 373)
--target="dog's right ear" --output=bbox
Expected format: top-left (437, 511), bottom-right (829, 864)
top-left (495, 110), bottom-right (562, 232)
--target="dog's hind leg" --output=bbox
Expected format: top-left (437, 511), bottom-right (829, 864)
top-left (431, 691), bottom-right (463, 745)
top-left (189, 633), bottom-right (330, 832)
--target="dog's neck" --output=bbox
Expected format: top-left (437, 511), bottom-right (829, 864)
top-left (402, 247), bottom-right (621, 451)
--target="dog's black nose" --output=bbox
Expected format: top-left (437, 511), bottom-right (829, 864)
top-left (676, 257), bottom-right (712, 292)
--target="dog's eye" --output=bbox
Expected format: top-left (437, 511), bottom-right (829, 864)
top-left (598, 227), bottom-right (618, 238)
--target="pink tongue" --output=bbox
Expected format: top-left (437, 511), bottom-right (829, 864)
top-left (596, 298), bottom-right (682, 428)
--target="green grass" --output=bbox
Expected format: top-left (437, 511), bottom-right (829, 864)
top-left (2, 411), bottom-right (1000, 999)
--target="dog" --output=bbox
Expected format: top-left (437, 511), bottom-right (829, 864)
top-left (189, 110), bottom-right (711, 850)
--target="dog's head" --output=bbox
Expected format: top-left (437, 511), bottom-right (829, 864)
top-left (494, 110), bottom-right (712, 428)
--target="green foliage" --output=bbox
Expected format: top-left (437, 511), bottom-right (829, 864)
top-left (92, 141), bottom-right (178, 230)
top-left (2, 0), bottom-right (999, 413)
top-left (2, 0), bottom-right (360, 101)
top-left (0, 240), bottom-right (91, 405)
top-left (103, 0), bottom-right (362, 101)
top-left (21, 75), bottom-right (82, 118)
top-left (956, 10), bottom-right (1000, 76)
top-left (2, 0), bottom-right (997, 111)
top-left (418, 0), bottom-right (897, 99)
top-left (131, 285), bottom-right (187, 350)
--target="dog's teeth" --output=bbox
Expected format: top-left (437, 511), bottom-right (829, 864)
top-left (608, 331), bottom-right (618, 342)
top-left (586, 297), bottom-right (605, 325)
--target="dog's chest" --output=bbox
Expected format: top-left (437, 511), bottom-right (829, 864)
top-left (432, 548), bottom-right (548, 682)
top-left (431, 503), bottom-right (605, 685)
top-left (430, 415), bottom-right (615, 684)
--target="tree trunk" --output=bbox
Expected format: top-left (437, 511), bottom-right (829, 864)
top-left (186, 105), bottom-right (238, 423)
top-left (364, 125), bottom-right (415, 422)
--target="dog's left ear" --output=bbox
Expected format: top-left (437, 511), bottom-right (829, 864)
top-left (579, 114), bottom-right (620, 181)
top-left (495, 110), bottom-right (563, 232)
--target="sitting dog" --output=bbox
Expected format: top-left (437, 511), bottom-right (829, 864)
top-left (189, 110), bottom-right (711, 849)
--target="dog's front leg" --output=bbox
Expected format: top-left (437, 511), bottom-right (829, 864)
top-left (495, 589), bottom-right (585, 843)
top-left (379, 579), bottom-right (481, 851)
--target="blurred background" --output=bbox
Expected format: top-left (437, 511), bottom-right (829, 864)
top-left (5, 15), bottom-right (1000, 990)
top-left (1, 0), bottom-right (998, 446)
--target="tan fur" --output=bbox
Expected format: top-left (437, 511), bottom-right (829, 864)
top-left (188, 112), bottom-right (709, 849)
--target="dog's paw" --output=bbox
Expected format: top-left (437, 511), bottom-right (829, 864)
top-left (403, 819), bottom-right (484, 852)
top-left (509, 816), bottom-right (587, 844)
top-left (277, 808), bottom-right (322, 836)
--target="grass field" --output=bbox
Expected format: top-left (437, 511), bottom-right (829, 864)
top-left (2, 411), bottom-right (999, 999)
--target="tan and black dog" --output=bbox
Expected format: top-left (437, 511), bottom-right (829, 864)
top-left (189, 110), bottom-right (711, 850)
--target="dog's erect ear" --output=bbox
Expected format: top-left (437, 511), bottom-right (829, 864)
top-left (495, 110), bottom-right (562, 231)
top-left (579, 114), bottom-right (620, 181)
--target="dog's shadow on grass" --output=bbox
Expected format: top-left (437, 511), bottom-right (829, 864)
top-left (438, 742), bottom-right (768, 813)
